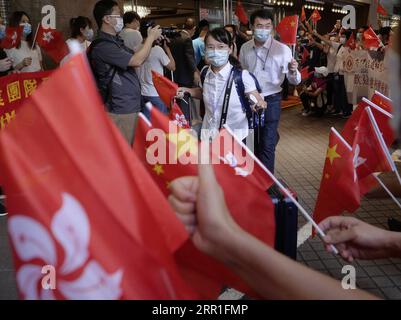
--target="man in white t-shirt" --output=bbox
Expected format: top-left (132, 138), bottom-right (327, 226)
top-left (137, 21), bottom-right (176, 116)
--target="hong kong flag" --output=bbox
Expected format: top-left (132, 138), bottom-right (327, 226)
top-left (341, 97), bottom-right (394, 148)
top-left (371, 91), bottom-right (392, 114)
top-left (313, 128), bottom-right (361, 224)
top-left (377, 2), bottom-right (388, 16)
top-left (36, 25), bottom-right (69, 64)
top-left (352, 107), bottom-right (394, 181)
top-left (0, 53), bottom-right (198, 300)
top-left (276, 15), bottom-right (299, 45)
top-left (133, 106), bottom-right (275, 298)
top-left (1, 26), bottom-right (23, 49)
top-left (346, 32), bottom-right (357, 50)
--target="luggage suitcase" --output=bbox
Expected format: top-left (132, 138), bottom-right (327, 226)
top-left (268, 179), bottom-right (298, 260)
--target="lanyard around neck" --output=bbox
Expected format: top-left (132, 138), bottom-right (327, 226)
top-left (254, 38), bottom-right (273, 71)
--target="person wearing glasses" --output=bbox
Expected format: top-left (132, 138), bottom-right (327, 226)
top-left (89, 0), bottom-right (162, 145)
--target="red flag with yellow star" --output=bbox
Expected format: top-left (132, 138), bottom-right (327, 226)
top-left (310, 9), bottom-right (321, 24)
top-left (276, 15), bottom-right (299, 45)
top-left (313, 128), bottom-right (360, 224)
top-left (133, 106), bottom-right (275, 298)
top-left (371, 91), bottom-right (392, 114)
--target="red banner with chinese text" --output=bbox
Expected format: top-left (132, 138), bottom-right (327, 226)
top-left (0, 71), bottom-right (52, 130)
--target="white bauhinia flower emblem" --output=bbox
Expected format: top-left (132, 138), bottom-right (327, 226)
top-left (353, 144), bottom-right (367, 182)
top-left (42, 31), bottom-right (54, 43)
top-left (219, 152), bottom-right (250, 177)
top-left (11, 31), bottom-right (17, 45)
top-left (8, 193), bottom-right (123, 300)
top-left (173, 113), bottom-right (188, 128)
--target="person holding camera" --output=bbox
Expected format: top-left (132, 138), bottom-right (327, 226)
top-left (137, 20), bottom-right (176, 115)
top-left (89, 0), bottom-right (162, 145)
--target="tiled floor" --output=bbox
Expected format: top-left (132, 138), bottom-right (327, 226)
top-left (1, 105), bottom-right (401, 300)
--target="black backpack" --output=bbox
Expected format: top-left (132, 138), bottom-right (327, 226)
top-left (200, 66), bottom-right (265, 129)
top-left (87, 38), bottom-right (121, 105)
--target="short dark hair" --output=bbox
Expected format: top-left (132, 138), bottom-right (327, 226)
top-left (205, 28), bottom-right (241, 69)
top-left (123, 11), bottom-right (140, 26)
top-left (342, 29), bottom-right (353, 40)
top-left (93, 0), bottom-right (118, 29)
top-left (198, 19), bottom-right (209, 31)
top-left (379, 26), bottom-right (392, 38)
top-left (250, 9), bottom-right (274, 26)
top-left (70, 16), bottom-right (92, 38)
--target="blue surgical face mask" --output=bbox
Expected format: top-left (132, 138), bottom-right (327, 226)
top-left (206, 49), bottom-right (229, 68)
top-left (21, 23), bottom-right (32, 36)
top-left (83, 28), bottom-right (94, 41)
top-left (0, 25), bottom-right (5, 40)
top-left (254, 28), bottom-right (271, 43)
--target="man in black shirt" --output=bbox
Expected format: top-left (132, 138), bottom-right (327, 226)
top-left (90, 0), bottom-right (162, 145)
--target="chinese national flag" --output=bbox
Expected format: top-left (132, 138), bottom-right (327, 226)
top-left (377, 3), bottom-right (388, 16)
top-left (301, 47), bottom-right (310, 64)
top-left (134, 106), bottom-right (275, 298)
top-left (152, 71), bottom-right (178, 109)
top-left (1, 26), bottom-right (23, 49)
top-left (363, 27), bottom-right (382, 49)
top-left (0, 53), bottom-right (198, 300)
top-left (36, 25), bottom-right (69, 64)
top-left (371, 91), bottom-right (393, 114)
top-left (352, 107), bottom-right (393, 181)
top-left (310, 9), bottom-right (322, 24)
top-left (276, 15), bottom-right (299, 45)
top-left (235, 1), bottom-right (249, 25)
top-left (346, 32), bottom-right (357, 50)
top-left (341, 98), bottom-right (394, 148)
top-left (313, 128), bottom-right (360, 224)
top-left (301, 6), bottom-right (306, 22)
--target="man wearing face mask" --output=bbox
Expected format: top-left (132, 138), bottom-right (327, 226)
top-left (89, 0), bottom-right (162, 145)
top-left (239, 9), bottom-right (301, 173)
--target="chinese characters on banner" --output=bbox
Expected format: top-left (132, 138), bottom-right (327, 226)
top-left (0, 71), bottom-right (52, 130)
top-left (343, 50), bottom-right (389, 104)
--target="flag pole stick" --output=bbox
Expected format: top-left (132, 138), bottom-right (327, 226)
top-left (374, 174), bottom-right (401, 210)
top-left (223, 124), bottom-right (339, 255)
top-left (292, 44), bottom-right (296, 58)
top-left (31, 23), bottom-right (40, 50)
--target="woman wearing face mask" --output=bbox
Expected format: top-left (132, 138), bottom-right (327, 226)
top-left (5, 11), bottom-right (43, 73)
top-left (177, 28), bottom-right (266, 142)
top-left (60, 16), bottom-right (94, 65)
top-left (0, 17), bottom-right (13, 76)
top-left (68, 16), bottom-right (94, 50)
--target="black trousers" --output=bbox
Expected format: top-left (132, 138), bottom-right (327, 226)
top-left (333, 74), bottom-right (352, 115)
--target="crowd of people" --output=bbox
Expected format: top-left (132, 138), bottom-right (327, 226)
top-left (297, 19), bottom-right (392, 118)
top-left (0, 0), bottom-right (401, 300)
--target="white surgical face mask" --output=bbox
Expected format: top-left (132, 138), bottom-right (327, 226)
top-left (254, 28), bottom-right (271, 43)
top-left (340, 37), bottom-right (346, 44)
top-left (388, 48), bottom-right (401, 138)
top-left (108, 15), bottom-right (123, 33)
top-left (83, 28), bottom-right (94, 41)
top-left (206, 49), bottom-right (229, 68)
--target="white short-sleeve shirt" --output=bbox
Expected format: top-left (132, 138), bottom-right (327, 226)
top-left (200, 63), bottom-right (257, 141)
top-left (239, 37), bottom-right (301, 97)
top-left (136, 45), bottom-right (170, 97)
top-left (5, 40), bottom-right (42, 73)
